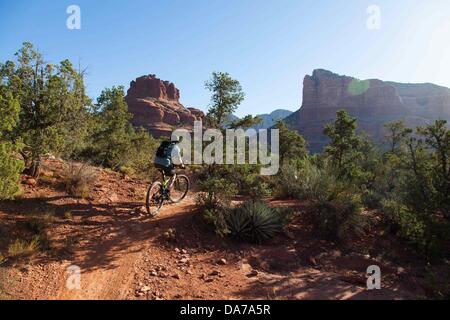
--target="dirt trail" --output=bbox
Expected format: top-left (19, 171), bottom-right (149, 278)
top-left (55, 197), bottom-right (199, 300)
top-left (0, 160), bottom-right (426, 300)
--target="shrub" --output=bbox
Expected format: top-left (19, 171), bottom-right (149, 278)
top-left (61, 162), bottom-right (96, 198)
top-left (382, 199), bottom-right (450, 257)
top-left (382, 200), bottom-right (425, 242)
top-left (225, 201), bottom-right (283, 243)
top-left (375, 121), bottom-right (450, 258)
top-left (118, 166), bottom-right (135, 177)
top-left (122, 128), bottom-right (159, 179)
top-left (276, 162), bottom-right (299, 198)
top-left (298, 161), bottom-right (337, 201)
top-left (277, 156), bottom-right (367, 243)
top-left (0, 85), bottom-right (23, 199)
top-left (202, 208), bottom-right (230, 238)
top-left (313, 192), bottom-right (365, 243)
top-left (278, 157), bottom-right (337, 201)
top-left (197, 177), bottom-right (238, 210)
top-left (0, 142), bottom-right (24, 200)
top-left (229, 165), bottom-right (273, 198)
top-left (426, 265), bottom-right (450, 299)
top-left (361, 187), bottom-right (385, 210)
top-left (196, 177), bottom-right (238, 237)
top-left (12, 213), bottom-right (54, 254)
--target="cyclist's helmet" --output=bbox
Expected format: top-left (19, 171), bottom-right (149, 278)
top-left (171, 135), bottom-right (181, 144)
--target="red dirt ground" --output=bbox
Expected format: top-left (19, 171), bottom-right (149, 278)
top-left (0, 160), bottom-right (436, 300)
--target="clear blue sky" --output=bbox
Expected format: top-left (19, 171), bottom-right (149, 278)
top-left (1, 0), bottom-right (450, 117)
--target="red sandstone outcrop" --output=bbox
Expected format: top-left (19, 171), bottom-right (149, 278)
top-left (285, 69), bottom-right (450, 152)
top-left (125, 75), bottom-right (204, 138)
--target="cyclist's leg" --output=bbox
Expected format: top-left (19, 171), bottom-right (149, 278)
top-left (168, 174), bottom-right (177, 189)
top-left (159, 169), bottom-right (165, 182)
top-left (167, 166), bottom-right (177, 189)
top-left (161, 166), bottom-right (174, 187)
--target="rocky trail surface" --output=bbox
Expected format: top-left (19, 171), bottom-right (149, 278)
top-left (0, 160), bottom-right (427, 300)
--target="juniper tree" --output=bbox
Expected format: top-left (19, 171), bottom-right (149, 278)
top-left (0, 86), bottom-right (24, 199)
top-left (0, 42), bottom-right (91, 176)
top-left (384, 120), bottom-right (412, 154)
top-left (416, 120), bottom-right (450, 215)
top-left (324, 110), bottom-right (362, 180)
top-left (88, 86), bottom-right (134, 169)
top-left (229, 115), bottom-right (262, 130)
top-left (275, 120), bottom-right (307, 161)
top-left (205, 72), bottom-right (245, 129)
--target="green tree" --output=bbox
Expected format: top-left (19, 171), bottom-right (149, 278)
top-left (0, 42), bottom-right (91, 176)
top-left (384, 120), bottom-right (412, 154)
top-left (124, 127), bottom-right (160, 177)
top-left (87, 86), bottom-right (158, 174)
top-left (403, 135), bottom-right (432, 212)
top-left (89, 86), bottom-right (134, 169)
top-left (0, 85), bottom-right (24, 199)
top-left (417, 120), bottom-right (450, 214)
top-left (229, 115), bottom-right (262, 130)
top-left (205, 72), bottom-right (245, 129)
top-left (324, 110), bottom-right (362, 179)
top-left (418, 120), bottom-right (450, 186)
top-left (275, 120), bottom-right (307, 161)
top-left (380, 120), bottom-right (450, 256)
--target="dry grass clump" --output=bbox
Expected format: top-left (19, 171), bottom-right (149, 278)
top-left (7, 237), bottom-right (40, 257)
top-left (61, 162), bottom-right (97, 198)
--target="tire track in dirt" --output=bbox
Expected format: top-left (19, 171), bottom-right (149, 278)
top-left (55, 197), bottom-right (198, 300)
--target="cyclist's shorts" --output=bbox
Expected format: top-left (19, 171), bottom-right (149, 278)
top-left (155, 163), bottom-right (176, 176)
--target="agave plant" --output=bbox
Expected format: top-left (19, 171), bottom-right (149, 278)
top-left (226, 201), bottom-right (283, 243)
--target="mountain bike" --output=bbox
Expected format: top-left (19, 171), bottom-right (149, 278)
top-left (145, 166), bottom-right (190, 217)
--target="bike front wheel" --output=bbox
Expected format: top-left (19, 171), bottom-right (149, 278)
top-left (169, 175), bottom-right (190, 204)
top-left (146, 181), bottom-right (164, 217)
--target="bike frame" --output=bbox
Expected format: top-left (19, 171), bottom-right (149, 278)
top-left (160, 170), bottom-right (177, 190)
top-left (146, 168), bottom-right (189, 216)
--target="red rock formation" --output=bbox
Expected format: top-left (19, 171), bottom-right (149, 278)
top-left (125, 75), bottom-right (204, 138)
top-left (187, 108), bottom-right (205, 119)
top-left (285, 69), bottom-right (450, 153)
top-left (127, 74), bottom-right (180, 101)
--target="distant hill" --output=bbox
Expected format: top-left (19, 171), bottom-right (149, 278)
top-left (226, 109), bottom-right (293, 129)
top-left (254, 109), bottom-right (293, 130)
top-left (224, 114), bottom-right (241, 127)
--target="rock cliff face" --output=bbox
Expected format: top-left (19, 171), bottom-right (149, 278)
top-left (125, 75), bottom-right (204, 138)
top-left (285, 69), bottom-right (450, 152)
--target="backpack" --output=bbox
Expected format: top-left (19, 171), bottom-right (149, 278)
top-left (156, 141), bottom-right (174, 159)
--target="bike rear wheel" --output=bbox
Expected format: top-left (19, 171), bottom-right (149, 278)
top-left (146, 181), bottom-right (164, 217)
top-left (169, 175), bottom-right (190, 204)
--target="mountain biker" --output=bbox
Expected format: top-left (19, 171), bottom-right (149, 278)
top-left (154, 135), bottom-right (185, 177)
top-left (147, 134), bottom-right (190, 216)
